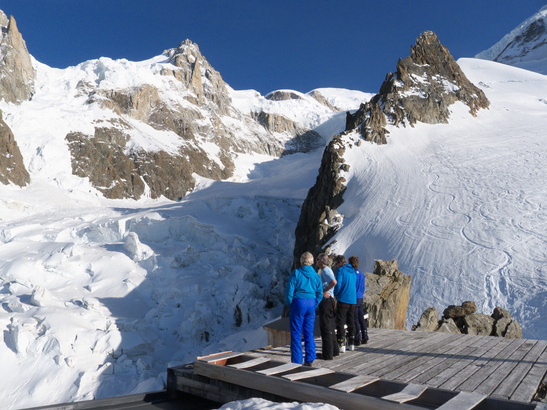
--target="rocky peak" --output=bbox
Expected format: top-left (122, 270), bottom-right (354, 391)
top-left (162, 39), bottom-right (232, 115)
top-left (294, 31), bottom-right (490, 266)
top-left (346, 31), bottom-right (489, 144)
top-left (0, 11), bottom-right (35, 103)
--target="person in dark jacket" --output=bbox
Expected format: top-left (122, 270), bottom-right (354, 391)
top-left (333, 254), bottom-right (357, 352)
top-left (316, 253), bottom-right (339, 360)
top-left (350, 256), bottom-right (368, 345)
top-left (286, 252), bottom-right (323, 365)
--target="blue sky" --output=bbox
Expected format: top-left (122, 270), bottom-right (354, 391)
top-left (1, 1), bottom-right (544, 95)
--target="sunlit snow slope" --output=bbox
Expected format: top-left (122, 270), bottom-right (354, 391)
top-left (329, 58), bottom-right (546, 340)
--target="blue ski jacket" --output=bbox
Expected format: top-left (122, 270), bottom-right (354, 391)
top-left (286, 265), bottom-right (323, 308)
top-left (334, 263), bottom-right (357, 304)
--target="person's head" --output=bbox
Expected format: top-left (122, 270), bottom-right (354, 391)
top-left (316, 253), bottom-right (330, 268)
top-left (332, 254), bottom-right (346, 267)
top-left (348, 255), bottom-right (359, 269)
top-left (300, 251), bottom-right (314, 266)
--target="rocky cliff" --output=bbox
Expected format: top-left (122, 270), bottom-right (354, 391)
top-left (0, 111), bottom-right (29, 186)
top-left (0, 11), bottom-right (34, 104)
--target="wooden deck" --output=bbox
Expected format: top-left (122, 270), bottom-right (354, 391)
top-left (248, 328), bottom-right (547, 404)
top-left (168, 328), bottom-right (546, 409)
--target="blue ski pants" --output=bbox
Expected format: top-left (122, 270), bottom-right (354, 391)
top-left (289, 298), bottom-right (317, 364)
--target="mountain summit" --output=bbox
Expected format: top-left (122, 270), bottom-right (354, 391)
top-left (476, 5), bottom-right (547, 74)
top-left (345, 31), bottom-right (489, 144)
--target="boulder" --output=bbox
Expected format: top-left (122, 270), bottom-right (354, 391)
top-left (365, 260), bottom-right (412, 330)
top-left (412, 307), bottom-right (439, 332)
top-left (465, 313), bottom-right (495, 336)
top-left (414, 302), bottom-right (522, 339)
top-left (492, 307), bottom-right (523, 338)
top-left (436, 318), bottom-right (461, 333)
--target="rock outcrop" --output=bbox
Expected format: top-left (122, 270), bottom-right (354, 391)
top-left (346, 31), bottom-right (490, 144)
top-left (0, 11), bottom-right (34, 103)
top-left (0, 111), bottom-right (29, 186)
top-left (364, 259), bottom-right (412, 330)
top-left (292, 134), bottom-right (347, 264)
top-left (412, 302), bottom-right (523, 338)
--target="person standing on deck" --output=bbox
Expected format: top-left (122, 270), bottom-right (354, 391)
top-left (333, 254), bottom-right (357, 353)
top-left (316, 253), bottom-right (339, 360)
top-left (350, 255), bottom-right (369, 345)
top-left (285, 252), bottom-right (323, 366)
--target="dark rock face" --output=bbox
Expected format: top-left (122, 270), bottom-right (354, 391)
top-left (346, 31), bottom-right (489, 144)
top-left (66, 126), bottom-right (232, 200)
top-left (265, 90), bottom-right (304, 101)
top-left (292, 134), bottom-right (347, 264)
top-left (0, 13), bottom-right (35, 104)
top-left (413, 302), bottom-right (522, 338)
top-left (0, 111), bottom-right (29, 186)
top-left (0, 12), bottom-right (33, 186)
top-left (365, 260), bottom-right (412, 330)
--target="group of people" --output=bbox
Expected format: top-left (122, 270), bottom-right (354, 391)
top-left (285, 251), bottom-right (369, 366)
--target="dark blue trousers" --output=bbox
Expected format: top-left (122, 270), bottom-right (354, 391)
top-left (289, 298), bottom-right (317, 364)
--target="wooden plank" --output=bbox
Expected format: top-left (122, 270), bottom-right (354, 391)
top-left (193, 360), bottom-right (420, 410)
top-left (436, 391), bottom-right (486, 410)
top-left (323, 328), bottom-right (429, 372)
top-left (348, 331), bottom-right (453, 375)
top-left (509, 341), bottom-right (547, 402)
top-left (456, 338), bottom-right (528, 392)
top-left (410, 334), bottom-right (497, 385)
top-left (474, 339), bottom-right (542, 396)
top-left (256, 362), bottom-right (301, 375)
top-left (198, 351), bottom-right (243, 363)
top-left (282, 367), bottom-right (335, 381)
top-left (362, 332), bottom-right (455, 376)
top-left (329, 375), bottom-right (380, 392)
top-left (228, 356), bottom-right (270, 369)
top-left (382, 332), bottom-right (470, 381)
top-left (438, 337), bottom-right (522, 391)
top-left (382, 383), bottom-right (427, 403)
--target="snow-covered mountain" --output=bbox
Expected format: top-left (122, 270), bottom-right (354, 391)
top-left (476, 5), bottom-right (547, 74)
top-left (0, 6), bottom-right (545, 410)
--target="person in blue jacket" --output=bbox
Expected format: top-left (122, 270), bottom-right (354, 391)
top-left (350, 256), bottom-right (368, 345)
top-left (333, 254), bottom-right (357, 352)
top-left (286, 252), bottom-right (323, 365)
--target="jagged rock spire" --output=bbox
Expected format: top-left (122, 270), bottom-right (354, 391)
top-left (0, 11), bottom-right (35, 103)
top-left (346, 31), bottom-right (490, 144)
